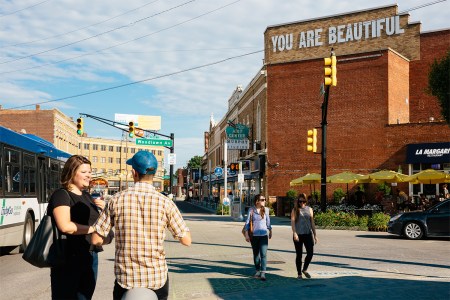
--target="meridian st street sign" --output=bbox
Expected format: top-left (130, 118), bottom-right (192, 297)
top-left (136, 138), bottom-right (173, 147)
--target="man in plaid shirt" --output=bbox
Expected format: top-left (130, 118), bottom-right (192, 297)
top-left (92, 150), bottom-right (191, 300)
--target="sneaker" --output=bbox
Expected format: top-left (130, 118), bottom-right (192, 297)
top-left (260, 273), bottom-right (266, 281)
top-left (302, 271), bottom-right (311, 279)
top-left (253, 271), bottom-right (261, 278)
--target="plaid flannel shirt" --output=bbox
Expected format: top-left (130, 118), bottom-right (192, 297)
top-left (94, 182), bottom-right (189, 290)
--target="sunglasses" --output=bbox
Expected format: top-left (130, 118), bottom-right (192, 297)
top-left (259, 198), bottom-right (266, 201)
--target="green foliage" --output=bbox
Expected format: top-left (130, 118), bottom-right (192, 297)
top-left (377, 182), bottom-right (391, 196)
top-left (286, 189), bottom-right (298, 200)
top-left (428, 50), bottom-right (450, 124)
top-left (187, 155), bottom-right (203, 169)
top-left (216, 204), bottom-right (230, 215)
top-left (332, 188), bottom-right (346, 204)
top-left (367, 212), bottom-right (390, 231)
top-left (313, 211), bottom-right (387, 231)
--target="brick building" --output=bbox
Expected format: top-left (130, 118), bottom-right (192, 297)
top-left (204, 4), bottom-right (450, 209)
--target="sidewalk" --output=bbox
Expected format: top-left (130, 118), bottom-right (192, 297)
top-left (163, 201), bottom-right (450, 300)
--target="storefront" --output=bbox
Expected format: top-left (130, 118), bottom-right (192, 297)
top-left (406, 142), bottom-right (450, 197)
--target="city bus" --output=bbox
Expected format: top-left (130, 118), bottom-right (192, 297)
top-left (0, 126), bottom-right (71, 253)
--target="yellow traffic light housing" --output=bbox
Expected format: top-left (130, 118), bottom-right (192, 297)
top-left (76, 118), bottom-right (84, 136)
top-left (128, 121), bottom-right (135, 138)
top-left (324, 54), bottom-right (337, 86)
top-left (307, 129), bottom-right (318, 152)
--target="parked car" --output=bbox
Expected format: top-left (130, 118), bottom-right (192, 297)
top-left (388, 199), bottom-right (450, 239)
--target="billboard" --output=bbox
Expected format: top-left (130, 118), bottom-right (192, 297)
top-left (114, 114), bottom-right (161, 131)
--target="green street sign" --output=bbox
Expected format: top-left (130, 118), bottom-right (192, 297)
top-left (136, 139), bottom-right (173, 147)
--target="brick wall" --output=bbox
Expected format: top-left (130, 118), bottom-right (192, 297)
top-left (0, 109), bottom-right (55, 143)
top-left (409, 29), bottom-right (450, 123)
top-left (266, 47), bottom-right (450, 199)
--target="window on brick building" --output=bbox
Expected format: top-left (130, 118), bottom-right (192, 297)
top-left (116, 158), bottom-right (120, 164)
top-left (84, 144), bottom-right (90, 150)
top-left (116, 146), bottom-right (121, 152)
top-left (93, 144), bottom-right (98, 150)
top-left (101, 145), bottom-right (106, 151)
top-left (101, 157), bottom-right (106, 163)
top-left (109, 146), bottom-right (114, 151)
top-left (158, 150), bottom-right (162, 156)
top-left (108, 157), bottom-right (113, 163)
top-left (92, 156), bottom-right (98, 163)
top-left (131, 148), bottom-right (136, 153)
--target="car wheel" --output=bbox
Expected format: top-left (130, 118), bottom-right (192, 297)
top-left (403, 222), bottom-right (423, 240)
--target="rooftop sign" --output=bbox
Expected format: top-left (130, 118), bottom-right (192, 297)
top-left (264, 5), bottom-right (421, 63)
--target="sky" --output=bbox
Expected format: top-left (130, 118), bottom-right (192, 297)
top-left (0, 0), bottom-right (448, 171)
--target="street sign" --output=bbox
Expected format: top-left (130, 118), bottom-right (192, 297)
top-left (227, 139), bottom-right (249, 150)
top-left (168, 153), bottom-right (176, 165)
top-left (214, 167), bottom-right (223, 177)
top-left (136, 138), bottom-right (173, 147)
top-left (238, 173), bottom-right (244, 183)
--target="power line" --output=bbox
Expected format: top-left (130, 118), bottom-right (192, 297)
top-left (5, 50), bottom-right (263, 110)
top-left (0, 0), bottom-right (162, 49)
top-left (0, 1), bottom-right (243, 76)
top-left (399, 0), bottom-right (447, 14)
top-left (0, 0), bottom-right (51, 18)
top-left (0, 0), bottom-right (196, 65)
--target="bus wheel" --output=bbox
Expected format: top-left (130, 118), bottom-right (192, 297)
top-left (19, 213), bottom-right (35, 253)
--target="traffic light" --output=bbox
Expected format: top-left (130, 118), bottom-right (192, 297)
top-left (128, 121), bottom-right (135, 138)
top-left (76, 118), bottom-right (83, 136)
top-left (324, 54), bottom-right (337, 86)
top-left (229, 163), bottom-right (239, 172)
top-left (307, 129), bottom-right (318, 152)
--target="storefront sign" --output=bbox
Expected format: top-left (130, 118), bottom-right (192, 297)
top-left (226, 123), bottom-right (249, 139)
top-left (227, 139), bottom-right (250, 150)
top-left (406, 142), bottom-right (450, 164)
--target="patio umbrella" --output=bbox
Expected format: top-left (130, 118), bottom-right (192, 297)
top-left (290, 173), bottom-right (321, 186)
top-left (326, 171), bottom-right (369, 201)
top-left (290, 173), bottom-right (321, 201)
top-left (404, 169), bottom-right (450, 184)
top-left (366, 170), bottom-right (409, 183)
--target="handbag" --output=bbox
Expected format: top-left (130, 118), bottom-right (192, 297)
top-left (22, 212), bottom-right (67, 268)
top-left (241, 208), bottom-right (254, 239)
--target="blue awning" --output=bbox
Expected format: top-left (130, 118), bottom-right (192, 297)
top-left (406, 142), bottom-right (450, 164)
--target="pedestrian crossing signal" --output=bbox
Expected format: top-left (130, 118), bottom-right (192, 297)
top-left (229, 163), bottom-right (239, 171)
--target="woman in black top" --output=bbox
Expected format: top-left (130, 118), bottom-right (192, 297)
top-left (48, 155), bottom-right (105, 300)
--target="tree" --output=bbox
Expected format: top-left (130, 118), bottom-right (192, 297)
top-left (187, 155), bottom-right (202, 169)
top-left (428, 50), bottom-right (450, 125)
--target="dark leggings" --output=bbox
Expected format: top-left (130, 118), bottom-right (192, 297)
top-left (113, 277), bottom-right (169, 300)
top-left (293, 234), bottom-right (314, 275)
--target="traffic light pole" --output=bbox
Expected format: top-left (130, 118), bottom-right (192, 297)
top-left (320, 85), bottom-right (330, 212)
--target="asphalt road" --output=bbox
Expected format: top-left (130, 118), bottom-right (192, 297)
top-left (1, 200), bottom-right (449, 300)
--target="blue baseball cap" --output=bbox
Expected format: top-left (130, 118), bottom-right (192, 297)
top-left (126, 150), bottom-right (158, 175)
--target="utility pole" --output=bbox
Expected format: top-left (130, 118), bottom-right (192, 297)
top-left (320, 49), bottom-right (337, 212)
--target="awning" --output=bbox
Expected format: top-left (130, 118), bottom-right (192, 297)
top-left (406, 142), bottom-right (450, 164)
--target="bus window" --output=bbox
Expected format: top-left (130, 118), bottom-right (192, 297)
top-left (23, 154), bottom-right (37, 195)
top-left (6, 165), bottom-right (21, 193)
top-left (0, 147), bottom-right (3, 196)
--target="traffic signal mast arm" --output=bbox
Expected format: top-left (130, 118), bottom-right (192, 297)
top-left (78, 113), bottom-right (173, 149)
